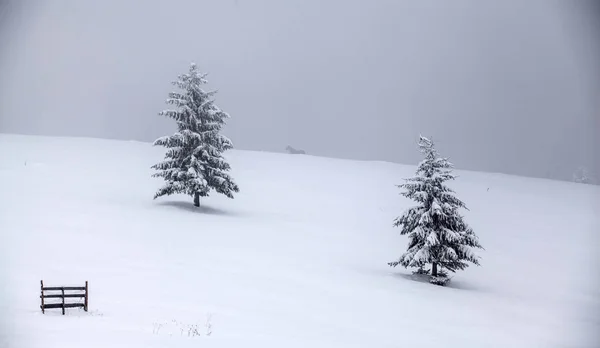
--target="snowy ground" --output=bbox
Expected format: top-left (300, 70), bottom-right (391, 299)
top-left (0, 133), bottom-right (598, 348)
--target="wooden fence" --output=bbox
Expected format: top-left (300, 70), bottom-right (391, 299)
top-left (40, 280), bottom-right (88, 315)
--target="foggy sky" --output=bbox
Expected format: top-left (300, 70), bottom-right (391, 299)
top-left (0, 0), bottom-right (598, 182)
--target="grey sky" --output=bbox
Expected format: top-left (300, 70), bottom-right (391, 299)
top-left (0, 0), bottom-right (598, 182)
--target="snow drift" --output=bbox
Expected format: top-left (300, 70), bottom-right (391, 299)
top-left (0, 134), bottom-right (598, 348)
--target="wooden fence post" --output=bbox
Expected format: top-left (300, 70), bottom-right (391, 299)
top-left (61, 288), bottom-right (65, 315)
top-left (84, 281), bottom-right (88, 312)
top-left (40, 280), bottom-right (45, 314)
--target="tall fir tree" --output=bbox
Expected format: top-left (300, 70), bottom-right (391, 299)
top-left (388, 136), bottom-right (483, 284)
top-left (151, 62), bottom-right (239, 207)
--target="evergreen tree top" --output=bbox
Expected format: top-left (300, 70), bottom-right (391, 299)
top-left (418, 135), bottom-right (437, 157)
top-left (158, 62), bottom-right (230, 134)
top-left (408, 136), bottom-right (456, 196)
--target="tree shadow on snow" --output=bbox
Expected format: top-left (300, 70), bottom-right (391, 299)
top-left (394, 272), bottom-right (487, 292)
top-left (396, 272), bottom-right (432, 285)
top-left (157, 200), bottom-right (238, 217)
top-left (444, 279), bottom-right (487, 292)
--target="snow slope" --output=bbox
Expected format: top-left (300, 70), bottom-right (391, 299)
top-left (0, 133), bottom-right (598, 348)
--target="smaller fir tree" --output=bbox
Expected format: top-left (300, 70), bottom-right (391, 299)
top-left (572, 166), bottom-right (593, 185)
top-left (389, 136), bottom-right (483, 285)
top-left (151, 63), bottom-right (239, 207)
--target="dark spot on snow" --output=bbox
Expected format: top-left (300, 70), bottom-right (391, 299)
top-left (156, 200), bottom-right (237, 216)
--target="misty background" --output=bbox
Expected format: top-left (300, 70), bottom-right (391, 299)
top-left (0, 0), bottom-right (598, 182)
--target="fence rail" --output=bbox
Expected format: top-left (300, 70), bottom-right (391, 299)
top-left (43, 286), bottom-right (85, 291)
top-left (40, 280), bottom-right (88, 315)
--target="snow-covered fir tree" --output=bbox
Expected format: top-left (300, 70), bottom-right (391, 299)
top-left (151, 62), bottom-right (239, 207)
top-left (388, 136), bottom-right (483, 285)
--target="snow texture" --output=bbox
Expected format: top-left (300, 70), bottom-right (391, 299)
top-left (0, 134), bottom-right (598, 348)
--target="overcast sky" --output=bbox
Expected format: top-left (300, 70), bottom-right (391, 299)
top-left (0, 0), bottom-right (598, 181)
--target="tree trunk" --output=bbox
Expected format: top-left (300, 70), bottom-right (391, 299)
top-left (431, 262), bottom-right (438, 277)
top-left (193, 192), bottom-right (200, 207)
